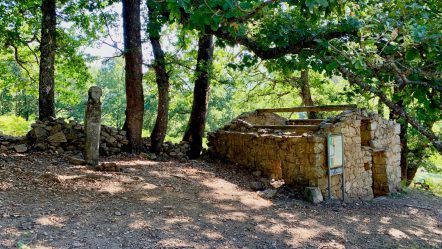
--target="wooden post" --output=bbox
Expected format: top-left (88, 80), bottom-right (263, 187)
top-left (256, 104), bottom-right (357, 113)
top-left (84, 86), bottom-right (102, 166)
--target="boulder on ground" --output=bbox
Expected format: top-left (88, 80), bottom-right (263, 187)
top-left (304, 187), bottom-right (323, 204)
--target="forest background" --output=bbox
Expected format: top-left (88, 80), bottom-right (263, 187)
top-left (0, 0), bottom-right (440, 192)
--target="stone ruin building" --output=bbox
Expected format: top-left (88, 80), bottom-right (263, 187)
top-left (208, 105), bottom-right (402, 201)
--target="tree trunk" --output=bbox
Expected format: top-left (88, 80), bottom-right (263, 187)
top-left (391, 116), bottom-right (409, 184)
top-left (299, 70), bottom-right (318, 119)
top-left (399, 122), bottom-right (410, 184)
top-left (389, 88), bottom-right (409, 184)
top-left (38, 0), bottom-right (56, 120)
top-left (406, 166), bottom-right (418, 184)
top-left (183, 33), bottom-right (214, 159)
top-left (149, 37), bottom-right (170, 154)
top-left (24, 90), bottom-right (29, 121)
top-left (122, 0), bottom-right (144, 153)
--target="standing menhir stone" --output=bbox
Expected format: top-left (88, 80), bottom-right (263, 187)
top-left (84, 86), bottom-right (102, 166)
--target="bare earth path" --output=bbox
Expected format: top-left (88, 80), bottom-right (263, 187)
top-left (0, 152), bottom-right (441, 249)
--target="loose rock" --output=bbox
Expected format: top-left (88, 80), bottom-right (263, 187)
top-left (259, 189), bottom-right (277, 199)
top-left (304, 187), bottom-right (324, 204)
top-left (14, 144), bottom-right (28, 153)
top-left (68, 156), bottom-right (86, 165)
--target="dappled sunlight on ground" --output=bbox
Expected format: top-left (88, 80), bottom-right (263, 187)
top-left (95, 181), bottom-right (125, 194)
top-left (387, 228), bottom-right (409, 239)
top-left (0, 180), bottom-right (13, 190)
top-left (0, 227), bottom-right (20, 247)
top-left (200, 178), bottom-right (272, 209)
top-left (36, 215), bottom-right (66, 228)
top-left (1, 152), bottom-right (441, 248)
top-left (380, 216), bottom-right (391, 224)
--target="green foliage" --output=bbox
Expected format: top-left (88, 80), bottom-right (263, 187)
top-left (0, 114), bottom-right (31, 136)
top-left (414, 168), bottom-right (442, 196)
top-left (94, 58), bottom-right (126, 128)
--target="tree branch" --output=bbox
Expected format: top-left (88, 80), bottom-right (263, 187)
top-left (339, 66), bottom-right (442, 153)
top-left (208, 27), bottom-right (356, 59)
top-left (9, 43), bottom-right (36, 82)
top-left (388, 62), bottom-right (442, 91)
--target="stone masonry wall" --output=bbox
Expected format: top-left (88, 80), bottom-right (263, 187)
top-left (318, 112), bottom-right (374, 200)
top-left (209, 109), bottom-right (402, 201)
top-left (365, 113), bottom-right (402, 195)
top-left (208, 131), bottom-right (324, 185)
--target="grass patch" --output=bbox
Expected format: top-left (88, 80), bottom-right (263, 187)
top-left (0, 115), bottom-right (32, 136)
top-left (414, 168), bottom-right (442, 196)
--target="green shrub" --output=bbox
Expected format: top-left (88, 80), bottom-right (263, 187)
top-left (0, 115), bottom-right (32, 136)
top-left (414, 168), bottom-right (442, 197)
top-left (425, 177), bottom-right (442, 196)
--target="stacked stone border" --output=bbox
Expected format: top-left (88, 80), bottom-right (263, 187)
top-left (0, 118), bottom-right (192, 161)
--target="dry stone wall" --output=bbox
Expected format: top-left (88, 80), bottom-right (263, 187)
top-left (364, 113), bottom-right (402, 195)
top-left (319, 112), bottom-right (373, 200)
top-left (209, 109), bottom-right (402, 201)
top-left (208, 131), bottom-right (325, 185)
top-left (0, 117), bottom-right (128, 156)
top-left (0, 118), bottom-right (192, 161)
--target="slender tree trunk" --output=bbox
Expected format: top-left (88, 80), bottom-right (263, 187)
top-left (299, 70), bottom-right (318, 119)
top-left (122, 0), bottom-right (144, 153)
top-left (38, 0), bottom-right (56, 120)
top-left (389, 87), bottom-right (409, 184)
top-left (149, 36), bottom-right (170, 154)
top-left (24, 90), bottom-right (29, 121)
top-left (399, 122), bottom-right (409, 183)
top-left (183, 33), bottom-right (214, 159)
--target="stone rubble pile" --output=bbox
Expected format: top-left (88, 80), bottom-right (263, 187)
top-left (141, 140), bottom-right (192, 162)
top-left (0, 136), bottom-right (27, 153)
top-left (0, 117), bottom-right (129, 156)
top-left (222, 111), bottom-right (287, 133)
top-left (0, 118), bottom-right (197, 162)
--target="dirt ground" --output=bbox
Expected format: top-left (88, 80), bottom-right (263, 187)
top-left (0, 152), bottom-right (441, 249)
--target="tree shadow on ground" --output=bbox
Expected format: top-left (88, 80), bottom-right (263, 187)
top-left (0, 153), bottom-right (441, 248)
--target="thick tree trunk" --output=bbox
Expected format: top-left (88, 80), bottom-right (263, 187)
top-left (299, 70), bottom-right (318, 119)
top-left (406, 165), bottom-right (418, 184)
top-left (149, 37), bottom-right (170, 154)
top-left (183, 33), bottom-right (214, 159)
top-left (38, 0), bottom-right (56, 120)
top-left (122, 0), bottom-right (144, 153)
